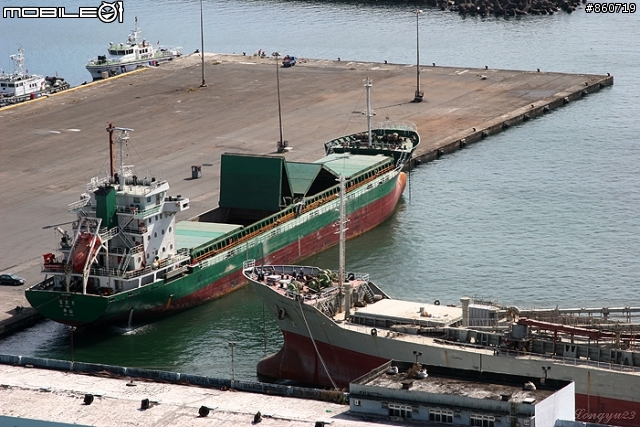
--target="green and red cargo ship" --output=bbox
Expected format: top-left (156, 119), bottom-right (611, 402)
top-left (25, 122), bottom-right (420, 327)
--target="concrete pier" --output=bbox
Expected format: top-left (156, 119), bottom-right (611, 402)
top-left (0, 53), bottom-right (612, 334)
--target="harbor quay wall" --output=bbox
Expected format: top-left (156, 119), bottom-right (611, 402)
top-left (0, 353), bottom-right (347, 403)
top-left (409, 74), bottom-right (613, 166)
top-left (0, 308), bottom-right (41, 339)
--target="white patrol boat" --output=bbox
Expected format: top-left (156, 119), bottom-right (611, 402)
top-left (0, 46), bottom-right (69, 107)
top-left (85, 19), bottom-right (182, 80)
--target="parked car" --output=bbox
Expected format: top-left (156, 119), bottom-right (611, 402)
top-left (0, 273), bottom-right (26, 286)
top-left (282, 55), bottom-right (296, 67)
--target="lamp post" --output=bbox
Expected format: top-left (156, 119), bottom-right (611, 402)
top-left (199, 0), bottom-right (207, 87)
top-left (272, 52), bottom-right (287, 153)
top-left (413, 350), bottom-right (423, 365)
top-left (229, 341), bottom-right (236, 381)
top-left (542, 366), bottom-right (551, 382)
top-left (414, 9), bottom-right (423, 102)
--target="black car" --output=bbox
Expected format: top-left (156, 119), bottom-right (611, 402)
top-left (0, 274), bottom-right (26, 286)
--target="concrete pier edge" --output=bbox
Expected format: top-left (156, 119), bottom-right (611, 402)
top-left (410, 75), bottom-right (614, 165)
top-left (0, 353), bottom-right (348, 403)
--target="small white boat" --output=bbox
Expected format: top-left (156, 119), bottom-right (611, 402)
top-left (0, 46), bottom-right (69, 107)
top-left (85, 19), bottom-right (181, 80)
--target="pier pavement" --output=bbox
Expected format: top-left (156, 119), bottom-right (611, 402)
top-left (0, 52), bottom-right (612, 335)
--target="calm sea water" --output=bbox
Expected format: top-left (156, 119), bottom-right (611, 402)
top-left (1, 0), bottom-right (638, 381)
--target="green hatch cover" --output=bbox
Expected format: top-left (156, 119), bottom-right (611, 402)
top-left (219, 153), bottom-right (292, 212)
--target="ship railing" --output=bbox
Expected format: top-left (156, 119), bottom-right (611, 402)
top-left (68, 193), bottom-right (92, 211)
top-left (83, 252), bottom-right (190, 280)
top-left (122, 252), bottom-right (191, 279)
top-left (109, 246), bottom-right (129, 255)
top-left (431, 338), bottom-right (640, 373)
top-left (86, 176), bottom-right (111, 192)
top-left (336, 325), bottom-right (640, 375)
top-left (42, 263), bottom-right (66, 273)
top-left (546, 356), bottom-right (640, 373)
top-left (375, 120), bottom-right (418, 133)
top-left (100, 226), bottom-right (120, 242)
top-left (467, 318), bottom-right (501, 328)
top-left (127, 203), bottom-right (162, 219)
top-left (30, 275), bottom-right (56, 291)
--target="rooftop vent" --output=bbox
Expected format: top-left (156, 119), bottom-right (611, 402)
top-left (401, 380), bottom-right (414, 390)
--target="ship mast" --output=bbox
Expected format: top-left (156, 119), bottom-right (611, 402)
top-left (338, 175), bottom-right (350, 320)
top-left (107, 123), bottom-right (115, 180)
top-left (9, 45), bottom-right (26, 76)
top-left (338, 175), bottom-right (346, 287)
top-left (106, 124), bottom-right (133, 188)
top-left (364, 77), bottom-right (373, 147)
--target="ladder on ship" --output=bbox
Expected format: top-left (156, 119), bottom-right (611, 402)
top-left (361, 282), bottom-right (375, 303)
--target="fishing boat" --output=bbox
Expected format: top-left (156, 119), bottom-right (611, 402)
top-left (85, 19), bottom-right (181, 80)
top-left (242, 183), bottom-right (640, 427)
top-left (0, 46), bottom-right (69, 107)
top-left (25, 117), bottom-right (417, 327)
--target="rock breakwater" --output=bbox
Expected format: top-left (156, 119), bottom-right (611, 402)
top-left (424, 0), bottom-right (585, 16)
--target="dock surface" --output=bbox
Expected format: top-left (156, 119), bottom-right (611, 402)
top-left (0, 53), bottom-right (611, 333)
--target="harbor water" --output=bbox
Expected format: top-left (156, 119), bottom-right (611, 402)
top-left (1, 0), bottom-right (638, 382)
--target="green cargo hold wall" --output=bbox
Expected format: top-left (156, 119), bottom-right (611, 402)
top-left (219, 153), bottom-right (292, 212)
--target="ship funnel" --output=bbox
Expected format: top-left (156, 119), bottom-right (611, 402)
top-left (460, 297), bottom-right (470, 327)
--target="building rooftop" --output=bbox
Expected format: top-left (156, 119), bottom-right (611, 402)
top-left (354, 361), bottom-right (559, 405)
top-left (352, 299), bottom-right (463, 328)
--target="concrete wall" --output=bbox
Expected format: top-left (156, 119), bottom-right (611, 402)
top-left (535, 382), bottom-right (576, 427)
top-left (0, 354), bottom-right (348, 404)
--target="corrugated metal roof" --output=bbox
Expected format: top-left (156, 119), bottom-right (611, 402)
top-left (175, 221), bottom-right (241, 250)
top-left (314, 153), bottom-right (391, 177)
top-left (285, 162), bottom-right (323, 196)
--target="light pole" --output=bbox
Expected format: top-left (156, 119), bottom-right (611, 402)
top-left (413, 350), bottom-right (423, 365)
top-left (414, 9), bottom-right (423, 102)
top-left (272, 52), bottom-right (287, 153)
top-left (542, 366), bottom-right (551, 382)
top-left (229, 341), bottom-right (236, 381)
top-left (199, 0), bottom-right (207, 87)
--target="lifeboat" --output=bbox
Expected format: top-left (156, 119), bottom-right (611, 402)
top-left (72, 232), bottom-right (101, 273)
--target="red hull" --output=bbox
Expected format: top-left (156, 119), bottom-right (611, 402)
top-left (259, 330), bottom-right (640, 427)
top-left (575, 395), bottom-right (639, 427)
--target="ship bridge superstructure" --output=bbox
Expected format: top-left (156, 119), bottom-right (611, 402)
top-left (38, 126), bottom-right (190, 299)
